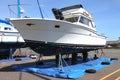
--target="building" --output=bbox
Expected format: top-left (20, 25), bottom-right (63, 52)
top-left (107, 37), bottom-right (120, 48)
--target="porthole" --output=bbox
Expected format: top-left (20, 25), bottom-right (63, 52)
top-left (55, 25), bottom-right (60, 28)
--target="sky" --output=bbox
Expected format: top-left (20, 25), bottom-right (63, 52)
top-left (0, 0), bottom-right (120, 41)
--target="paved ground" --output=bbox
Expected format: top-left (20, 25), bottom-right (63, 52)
top-left (80, 49), bottom-right (120, 80)
top-left (0, 49), bottom-right (120, 80)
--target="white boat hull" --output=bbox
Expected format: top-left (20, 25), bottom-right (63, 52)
top-left (0, 32), bottom-right (25, 48)
top-left (10, 18), bottom-right (106, 47)
top-left (0, 19), bottom-right (25, 48)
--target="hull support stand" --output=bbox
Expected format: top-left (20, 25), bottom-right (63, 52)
top-left (71, 53), bottom-right (77, 65)
top-left (82, 50), bottom-right (88, 62)
top-left (35, 54), bottom-right (44, 65)
top-left (9, 48), bottom-right (13, 59)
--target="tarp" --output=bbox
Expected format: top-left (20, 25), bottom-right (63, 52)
top-left (12, 58), bottom-right (116, 79)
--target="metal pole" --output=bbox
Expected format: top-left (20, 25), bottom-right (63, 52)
top-left (58, 52), bottom-right (64, 72)
top-left (9, 48), bottom-right (13, 59)
top-left (17, 0), bottom-right (21, 18)
top-left (37, 0), bottom-right (44, 18)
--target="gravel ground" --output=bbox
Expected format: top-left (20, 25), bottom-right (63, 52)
top-left (0, 49), bottom-right (120, 80)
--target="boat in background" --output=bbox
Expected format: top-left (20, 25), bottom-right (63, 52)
top-left (8, 1), bottom-right (106, 55)
top-left (0, 19), bottom-right (24, 48)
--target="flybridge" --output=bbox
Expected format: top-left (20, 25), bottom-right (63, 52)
top-left (52, 4), bottom-right (84, 20)
top-left (61, 4), bottom-right (92, 19)
top-left (60, 4), bottom-right (83, 11)
top-left (52, 4), bottom-right (93, 22)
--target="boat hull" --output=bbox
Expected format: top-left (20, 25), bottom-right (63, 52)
top-left (10, 18), bottom-right (106, 47)
top-left (0, 32), bottom-right (25, 48)
top-left (9, 18), bottom-right (106, 55)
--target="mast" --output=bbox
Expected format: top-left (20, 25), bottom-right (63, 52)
top-left (17, 0), bottom-right (21, 18)
top-left (37, 0), bottom-right (44, 18)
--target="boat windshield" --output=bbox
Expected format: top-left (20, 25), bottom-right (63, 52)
top-left (64, 17), bottom-right (79, 22)
top-left (79, 16), bottom-right (93, 27)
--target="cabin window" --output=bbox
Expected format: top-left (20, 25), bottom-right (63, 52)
top-left (4, 27), bottom-right (11, 30)
top-left (79, 16), bottom-right (93, 27)
top-left (65, 17), bottom-right (79, 22)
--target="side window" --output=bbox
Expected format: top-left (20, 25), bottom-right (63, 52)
top-left (4, 27), bottom-right (11, 30)
top-left (65, 17), bottom-right (79, 22)
top-left (79, 16), bottom-right (90, 26)
top-left (79, 16), bottom-right (95, 28)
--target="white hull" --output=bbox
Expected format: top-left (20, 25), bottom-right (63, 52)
top-left (0, 19), bottom-right (24, 48)
top-left (10, 18), bottom-right (106, 47)
top-left (0, 32), bottom-right (24, 43)
top-left (0, 31), bottom-right (24, 48)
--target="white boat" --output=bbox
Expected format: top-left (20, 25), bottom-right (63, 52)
top-left (0, 19), bottom-right (24, 48)
top-left (9, 4), bottom-right (106, 55)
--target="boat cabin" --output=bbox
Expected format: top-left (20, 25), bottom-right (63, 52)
top-left (0, 19), bottom-right (18, 32)
top-left (52, 4), bottom-right (96, 30)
